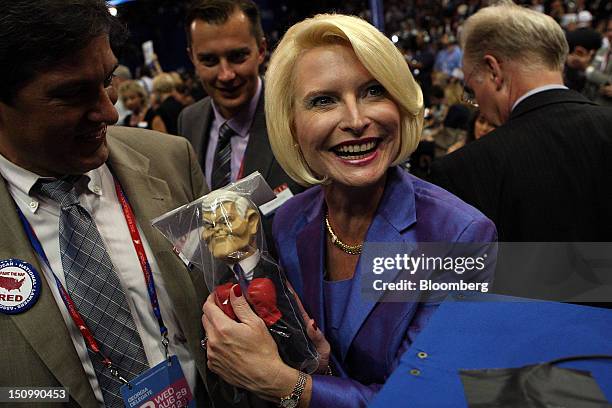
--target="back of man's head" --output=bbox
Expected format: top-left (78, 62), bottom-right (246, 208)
top-left (461, 0), bottom-right (568, 73)
top-left (185, 0), bottom-right (264, 48)
top-left (0, 0), bottom-right (127, 104)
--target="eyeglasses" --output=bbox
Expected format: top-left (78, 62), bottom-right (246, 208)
top-left (461, 64), bottom-right (480, 107)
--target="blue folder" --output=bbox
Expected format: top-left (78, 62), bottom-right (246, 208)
top-left (369, 293), bottom-right (612, 408)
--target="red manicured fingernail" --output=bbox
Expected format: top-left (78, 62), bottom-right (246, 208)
top-left (232, 284), bottom-right (242, 297)
top-left (312, 320), bottom-right (318, 331)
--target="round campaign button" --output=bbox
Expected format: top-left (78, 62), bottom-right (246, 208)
top-left (0, 259), bottom-right (41, 314)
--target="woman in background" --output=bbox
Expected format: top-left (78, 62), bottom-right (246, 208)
top-left (118, 80), bottom-right (155, 129)
top-left (151, 72), bottom-right (184, 135)
top-left (447, 109), bottom-right (496, 153)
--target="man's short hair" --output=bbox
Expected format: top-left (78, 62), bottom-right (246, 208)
top-left (185, 0), bottom-right (264, 48)
top-left (461, 0), bottom-right (568, 72)
top-left (0, 0), bottom-right (127, 103)
top-left (265, 14), bottom-right (424, 187)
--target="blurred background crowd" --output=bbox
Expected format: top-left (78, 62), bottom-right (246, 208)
top-left (110, 0), bottom-right (611, 178)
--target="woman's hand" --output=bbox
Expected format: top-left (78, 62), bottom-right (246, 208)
top-left (202, 284), bottom-right (296, 399)
top-left (302, 314), bottom-right (332, 374)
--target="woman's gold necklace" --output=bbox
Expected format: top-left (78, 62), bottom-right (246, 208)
top-left (324, 212), bottom-right (363, 255)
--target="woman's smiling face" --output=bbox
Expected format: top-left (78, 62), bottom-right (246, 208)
top-left (292, 43), bottom-right (401, 188)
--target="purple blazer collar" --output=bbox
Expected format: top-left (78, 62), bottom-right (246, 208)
top-left (295, 167), bottom-right (418, 361)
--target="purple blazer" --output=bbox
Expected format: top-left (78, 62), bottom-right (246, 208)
top-left (272, 166), bottom-right (496, 408)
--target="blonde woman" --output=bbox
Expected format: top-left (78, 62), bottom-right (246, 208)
top-left (118, 80), bottom-right (155, 129)
top-left (202, 14), bottom-right (495, 408)
top-left (447, 109), bottom-right (496, 153)
top-left (151, 72), bottom-right (184, 134)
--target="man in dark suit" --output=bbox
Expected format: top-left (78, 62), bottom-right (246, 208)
top-left (429, 2), bottom-right (612, 303)
top-left (179, 0), bottom-right (302, 196)
top-left (179, 0), bottom-right (303, 254)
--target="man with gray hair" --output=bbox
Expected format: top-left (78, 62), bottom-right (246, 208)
top-left (430, 0), bottom-right (612, 242)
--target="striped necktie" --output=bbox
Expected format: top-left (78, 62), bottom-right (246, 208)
top-left (211, 122), bottom-right (235, 190)
top-left (37, 177), bottom-right (149, 408)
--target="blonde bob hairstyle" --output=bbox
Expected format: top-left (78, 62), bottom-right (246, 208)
top-left (118, 79), bottom-right (149, 108)
top-left (265, 14), bottom-right (424, 187)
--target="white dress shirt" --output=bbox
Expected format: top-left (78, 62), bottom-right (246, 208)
top-left (231, 249), bottom-right (261, 281)
top-left (0, 155), bottom-right (196, 406)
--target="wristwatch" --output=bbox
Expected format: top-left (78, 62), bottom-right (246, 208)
top-left (279, 371), bottom-right (307, 408)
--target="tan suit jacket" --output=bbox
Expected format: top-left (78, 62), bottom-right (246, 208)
top-left (0, 127), bottom-right (210, 407)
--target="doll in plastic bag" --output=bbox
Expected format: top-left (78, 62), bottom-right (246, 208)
top-left (201, 190), bottom-right (318, 372)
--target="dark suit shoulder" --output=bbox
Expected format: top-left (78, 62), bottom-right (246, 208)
top-left (412, 175), bottom-right (491, 225)
top-left (179, 97), bottom-right (211, 122)
top-left (429, 90), bottom-right (612, 240)
top-left (430, 130), bottom-right (507, 204)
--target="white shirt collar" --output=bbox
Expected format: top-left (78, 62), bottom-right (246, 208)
top-left (0, 152), bottom-right (105, 213)
top-left (512, 84), bottom-right (568, 112)
top-left (0, 152), bottom-right (41, 199)
top-left (234, 249), bottom-right (261, 275)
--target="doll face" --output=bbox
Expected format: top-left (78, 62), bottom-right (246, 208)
top-left (202, 201), bottom-right (259, 262)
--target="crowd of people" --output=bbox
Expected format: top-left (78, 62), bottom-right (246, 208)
top-left (0, 0), bottom-right (610, 407)
top-left (113, 0), bottom-right (612, 176)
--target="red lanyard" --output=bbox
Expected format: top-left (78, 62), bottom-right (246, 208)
top-left (237, 156), bottom-right (245, 180)
top-left (113, 177), bottom-right (168, 348)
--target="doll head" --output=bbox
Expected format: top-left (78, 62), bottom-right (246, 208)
top-left (201, 190), bottom-right (260, 262)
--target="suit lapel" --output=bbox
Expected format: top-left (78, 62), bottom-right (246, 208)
top-left (295, 191), bottom-right (326, 331)
top-left (241, 88), bottom-right (275, 181)
top-left (336, 168), bottom-right (418, 362)
top-left (0, 179), bottom-right (98, 407)
top-left (193, 99), bottom-right (213, 167)
top-left (107, 135), bottom-right (171, 229)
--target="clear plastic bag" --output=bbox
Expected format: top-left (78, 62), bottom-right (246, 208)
top-left (152, 172), bottom-right (319, 373)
